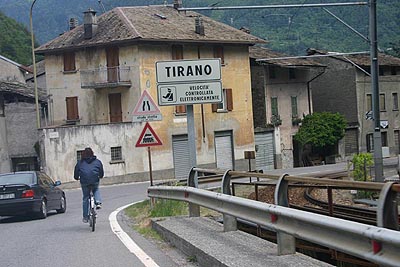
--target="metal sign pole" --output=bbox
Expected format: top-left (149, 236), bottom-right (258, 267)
top-left (187, 105), bottom-right (198, 187)
top-left (148, 146), bottom-right (153, 186)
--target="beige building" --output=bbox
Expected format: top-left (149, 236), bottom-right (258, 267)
top-left (249, 47), bottom-right (326, 169)
top-left (35, 5), bottom-right (265, 183)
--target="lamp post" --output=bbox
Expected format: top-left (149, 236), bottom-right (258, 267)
top-left (30, 0), bottom-right (41, 129)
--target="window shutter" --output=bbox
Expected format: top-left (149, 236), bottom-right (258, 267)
top-left (213, 46), bottom-right (224, 64)
top-left (172, 45), bottom-right (183, 60)
top-left (63, 52), bottom-right (76, 71)
top-left (211, 103), bottom-right (218, 112)
top-left (66, 97), bottom-right (79, 120)
top-left (175, 105), bottom-right (186, 114)
top-left (226, 88), bottom-right (233, 111)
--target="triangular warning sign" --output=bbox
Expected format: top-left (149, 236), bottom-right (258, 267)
top-left (135, 122), bottom-right (163, 147)
top-left (133, 90), bottom-right (161, 115)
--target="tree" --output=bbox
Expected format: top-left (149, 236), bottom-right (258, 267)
top-left (294, 112), bottom-right (347, 149)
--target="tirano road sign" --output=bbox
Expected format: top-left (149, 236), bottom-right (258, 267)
top-left (132, 90), bottom-right (162, 122)
top-left (135, 122), bottom-right (162, 147)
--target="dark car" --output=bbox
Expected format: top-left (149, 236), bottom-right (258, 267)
top-left (0, 171), bottom-right (66, 219)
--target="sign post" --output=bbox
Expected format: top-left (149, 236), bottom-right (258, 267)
top-left (135, 122), bottom-right (163, 186)
top-left (156, 59), bottom-right (222, 184)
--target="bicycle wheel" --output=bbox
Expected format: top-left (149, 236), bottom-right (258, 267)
top-left (91, 210), bottom-right (96, 232)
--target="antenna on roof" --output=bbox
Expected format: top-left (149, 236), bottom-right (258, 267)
top-left (98, 0), bottom-right (106, 13)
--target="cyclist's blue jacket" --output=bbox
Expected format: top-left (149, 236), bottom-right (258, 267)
top-left (74, 156), bottom-right (104, 185)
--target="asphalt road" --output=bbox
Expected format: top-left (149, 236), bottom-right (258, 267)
top-left (0, 181), bottom-right (157, 267)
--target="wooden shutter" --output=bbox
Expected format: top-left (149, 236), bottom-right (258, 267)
top-left (63, 52), bottom-right (76, 72)
top-left (106, 47), bottom-right (119, 82)
top-left (211, 103), bottom-right (218, 112)
top-left (226, 88), bottom-right (233, 111)
top-left (172, 45), bottom-right (183, 60)
top-left (175, 105), bottom-right (186, 114)
top-left (66, 97), bottom-right (79, 121)
top-left (109, 93), bottom-right (122, 122)
top-left (213, 46), bottom-right (224, 64)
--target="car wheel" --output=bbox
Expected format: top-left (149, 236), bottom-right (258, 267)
top-left (37, 199), bottom-right (47, 219)
top-left (56, 195), bottom-right (66, 214)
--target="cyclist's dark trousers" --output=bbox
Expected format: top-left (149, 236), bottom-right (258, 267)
top-left (81, 183), bottom-right (101, 219)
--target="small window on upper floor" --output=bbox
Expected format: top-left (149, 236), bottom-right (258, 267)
top-left (172, 45), bottom-right (183, 60)
top-left (379, 67), bottom-right (385, 76)
top-left (63, 52), bottom-right (76, 72)
top-left (213, 45), bottom-right (224, 65)
top-left (111, 146), bottom-right (122, 161)
top-left (391, 67), bottom-right (397, 75)
top-left (366, 94), bottom-right (372, 111)
top-left (175, 105), bottom-right (186, 115)
top-left (212, 88), bottom-right (233, 112)
top-left (380, 93), bottom-right (386, 111)
top-left (366, 133), bottom-right (374, 152)
top-left (271, 97), bottom-right (278, 116)
top-left (66, 96), bottom-right (79, 122)
top-left (289, 68), bottom-right (296, 79)
top-left (291, 96), bottom-right (298, 118)
top-left (393, 93), bottom-right (399, 110)
top-left (269, 66), bottom-right (276, 79)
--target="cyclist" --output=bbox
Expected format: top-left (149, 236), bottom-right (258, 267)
top-left (74, 147), bottom-right (104, 223)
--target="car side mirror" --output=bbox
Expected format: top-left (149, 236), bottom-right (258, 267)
top-left (54, 181), bottom-right (62, 186)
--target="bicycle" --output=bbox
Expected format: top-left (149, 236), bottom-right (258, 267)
top-left (88, 185), bottom-right (97, 232)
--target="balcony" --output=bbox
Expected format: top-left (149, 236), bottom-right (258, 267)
top-left (80, 66), bottom-right (132, 89)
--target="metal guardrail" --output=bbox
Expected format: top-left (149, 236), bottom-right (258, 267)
top-left (148, 185), bottom-right (400, 267)
top-left (148, 167), bottom-right (400, 266)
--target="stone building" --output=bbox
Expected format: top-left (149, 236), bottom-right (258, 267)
top-left (35, 5), bottom-right (265, 182)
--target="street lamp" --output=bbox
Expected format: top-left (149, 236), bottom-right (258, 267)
top-left (30, 0), bottom-right (40, 129)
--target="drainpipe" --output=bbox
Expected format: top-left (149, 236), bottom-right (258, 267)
top-left (306, 68), bottom-right (326, 115)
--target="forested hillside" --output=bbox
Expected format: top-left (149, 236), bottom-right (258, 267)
top-left (0, 0), bottom-right (399, 64)
top-left (0, 11), bottom-right (34, 65)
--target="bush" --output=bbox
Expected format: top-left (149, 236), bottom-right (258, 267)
top-left (350, 153), bottom-right (376, 199)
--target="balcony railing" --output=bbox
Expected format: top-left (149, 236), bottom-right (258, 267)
top-left (80, 66), bottom-right (132, 89)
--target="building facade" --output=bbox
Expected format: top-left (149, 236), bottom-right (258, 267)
top-left (36, 5), bottom-right (264, 182)
top-left (309, 49), bottom-right (400, 159)
top-left (249, 47), bottom-right (325, 169)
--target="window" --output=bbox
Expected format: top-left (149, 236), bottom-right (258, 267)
top-left (366, 94), bottom-right (372, 111)
top-left (289, 69), bottom-right (296, 79)
top-left (63, 52), bottom-right (76, 72)
top-left (381, 132), bottom-right (388, 147)
top-left (393, 93), bottom-right (399, 110)
top-left (172, 45), bottom-right (183, 60)
top-left (291, 96), bottom-right (298, 118)
top-left (269, 66), bottom-right (276, 79)
top-left (213, 45), bottom-right (224, 65)
top-left (379, 93), bottom-right (386, 111)
top-left (366, 133), bottom-right (374, 152)
top-left (391, 67), bottom-right (397, 75)
top-left (66, 97), bottom-right (79, 121)
top-left (271, 97), bottom-right (278, 116)
top-left (379, 67), bottom-right (384, 76)
top-left (212, 88), bottom-right (233, 112)
top-left (76, 150), bottom-right (84, 161)
top-left (111, 146), bottom-right (122, 161)
top-left (175, 105), bottom-right (186, 115)
top-left (395, 130), bottom-right (400, 154)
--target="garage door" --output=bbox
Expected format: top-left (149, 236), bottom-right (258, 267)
top-left (255, 131), bottom-right (274, 171)
top-left (172, 135), bottom-right (191, 180)
top-left (215, 131), bottom-right (234, 170)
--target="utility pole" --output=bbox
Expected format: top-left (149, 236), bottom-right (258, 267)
top-left (369, 0), bottom-right (384, 182)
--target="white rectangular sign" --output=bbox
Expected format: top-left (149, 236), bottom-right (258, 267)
top-left (157, 81), bottom-right (222, 106)
top-left (156, 59), bottom-right (221, 84)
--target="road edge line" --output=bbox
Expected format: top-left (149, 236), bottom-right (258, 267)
top-left (109, 201), bottom-right (160, 267)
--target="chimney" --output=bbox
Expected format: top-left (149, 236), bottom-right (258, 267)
top-left (83, 8), bottom-right (98, 39)
top-left (195, 16), bottom-right (205, 36)
top-left (69, 18), bottom-right (78, 30)
top-left (173, 0), bottom-right (182, 9)
top-left (240, 27), bottom-right (250, 34)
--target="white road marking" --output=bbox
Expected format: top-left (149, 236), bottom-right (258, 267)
top-left (109, 202), bottom-right (160, 267)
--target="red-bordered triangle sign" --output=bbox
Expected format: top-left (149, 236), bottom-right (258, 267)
top-left (135, 122), bottom-right (163, 147)
top-left (132, 90), bottom-right (162, 122)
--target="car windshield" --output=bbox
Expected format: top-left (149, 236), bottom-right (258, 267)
top-left (0, 173), bottom-right (36, 185)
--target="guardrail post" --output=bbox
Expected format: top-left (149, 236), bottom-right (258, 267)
top-left (187, 167), bottom-right (200, 217)
top-left (222, 169), bottom-right (237, 232)
top-left (274, 173), bottom-right (296, 255)
top-left (377, 182), bottom-right (399, 230)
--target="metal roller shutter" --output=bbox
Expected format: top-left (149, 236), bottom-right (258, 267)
top-left (255, 131), bottom-right (274, 170)
top-left (172, 135), bottom-right (191, 180)
top-left (215, 131), bottom-right (234, 170)
top-left (345, 128), bottom-right (358, 156)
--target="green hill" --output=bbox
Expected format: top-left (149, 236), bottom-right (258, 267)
top-left (0, 11), bottom-right (35, 65)
top-left (0, 0), bottom-right (399, 58)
